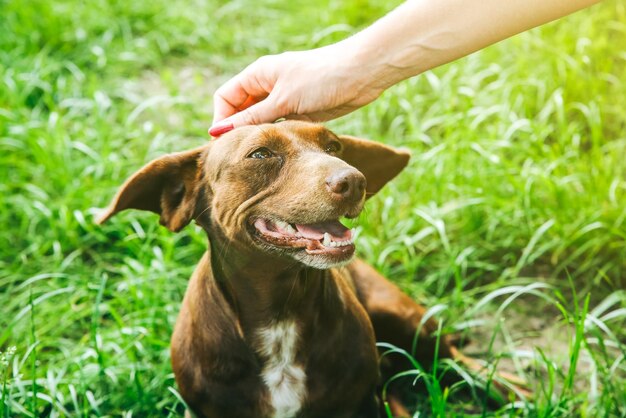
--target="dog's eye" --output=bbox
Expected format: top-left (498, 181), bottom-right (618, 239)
top-left (248, 147), bottom-right (274, 159)
top-left (324, 141), bottom-right (342, 154)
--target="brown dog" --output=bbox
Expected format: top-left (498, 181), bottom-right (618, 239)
top-left (98, 121), bottom-right (474, 417)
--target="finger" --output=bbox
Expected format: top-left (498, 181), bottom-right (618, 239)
top-left (230, 96), bottom-right (286, 126)
top-left (212, 68), bottom-right (271, 124)
top-left (212, 82), bottom-right (252, 124)
top-left (238, 95), bottom-right (259, 112)
top-left (209, 97), bottom-right (285, 136)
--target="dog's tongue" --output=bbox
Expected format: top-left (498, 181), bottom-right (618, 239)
top-left (295, 220), bottom-right (352, 241)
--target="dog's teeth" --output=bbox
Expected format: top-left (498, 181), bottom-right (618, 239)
top-left (323, 233), bottom-right (331, 247)
top-left (275, 220), bottom-right (297, 235)
top-left (275, 220), bottom-right (289, 230)
top-left (330, 241), bottom-right (337, 247)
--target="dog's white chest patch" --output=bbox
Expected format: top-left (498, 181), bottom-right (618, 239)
top-left (256, 320), bottom-right (306, 418)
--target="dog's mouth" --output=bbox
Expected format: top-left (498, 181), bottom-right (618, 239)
top-left (251, 218), bottom-right (355, 259)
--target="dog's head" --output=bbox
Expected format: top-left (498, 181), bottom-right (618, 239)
top-left (98, 121), bottom-right (409, 269)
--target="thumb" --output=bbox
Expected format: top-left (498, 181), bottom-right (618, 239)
top-left (209, 98), bottom-right (285, 137)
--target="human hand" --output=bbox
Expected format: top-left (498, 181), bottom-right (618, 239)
top-left (209, 43), bottom-right (390, 136)
top-left (209, 0), bottom-right (600, 137)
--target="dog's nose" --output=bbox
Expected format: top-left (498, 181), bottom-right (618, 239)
top-left (325, 168), bottom-right (366, 202)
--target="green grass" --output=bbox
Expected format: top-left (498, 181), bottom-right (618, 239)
top-left (1, 0), bottom-right (625, 416)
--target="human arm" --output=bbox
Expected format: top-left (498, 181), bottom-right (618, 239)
top-left (210, 0), bottom-right (601, 136)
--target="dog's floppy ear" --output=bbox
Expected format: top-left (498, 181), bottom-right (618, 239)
top-left (96, 146), bottom-right (207, 232)
top-left (339, 135), bottom-right (410, 197)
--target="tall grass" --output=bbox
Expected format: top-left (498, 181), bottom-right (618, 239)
top-left (1, 0), bottom-right (625, 416)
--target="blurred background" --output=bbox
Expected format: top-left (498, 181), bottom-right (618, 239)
top-left (1, 0), bottom-right (625, 416)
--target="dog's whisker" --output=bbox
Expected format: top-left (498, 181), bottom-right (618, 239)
top-left (194, 205), bottom-right (211, 222)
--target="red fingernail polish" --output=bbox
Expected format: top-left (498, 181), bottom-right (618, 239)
top-left (209, 123), bottom-right (234, 137)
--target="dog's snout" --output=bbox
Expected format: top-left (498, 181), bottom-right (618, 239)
top-left (325, 168), bottom-right (366, 202)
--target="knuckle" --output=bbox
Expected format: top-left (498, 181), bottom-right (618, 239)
top-left (213, 83), bottom-right (230, 99)
top-left (277, 50), bottom-right (295, 59)
top-left (253, 55), bottom-right (273, 68)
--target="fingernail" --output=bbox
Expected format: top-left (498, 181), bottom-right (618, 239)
top-left (208, 122), bottom-right (234, 137)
